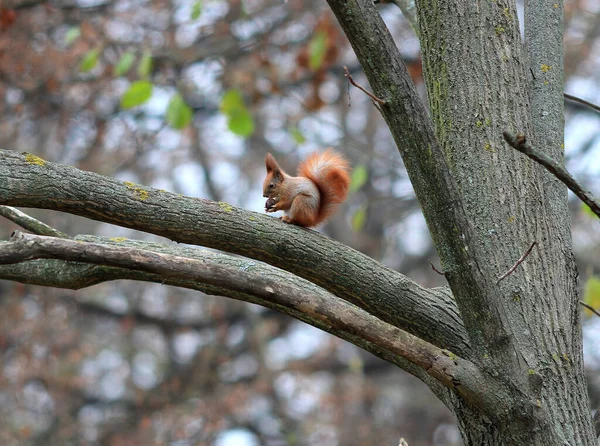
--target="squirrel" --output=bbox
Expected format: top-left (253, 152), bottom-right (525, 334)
top-left (262, 148), bottom-right (351, 227)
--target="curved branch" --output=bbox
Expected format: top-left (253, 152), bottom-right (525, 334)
top-left (564, 93), bottom-right (600, 114)
top-left (0, 231), bottom-right (519, 418)
top-left (0, 233), bottom-right (448, 404)
top-left (0, 149), bottom-right (469, 355)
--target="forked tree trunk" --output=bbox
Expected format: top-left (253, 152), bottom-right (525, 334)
top-left (327, 0), bottom-right (596, 443)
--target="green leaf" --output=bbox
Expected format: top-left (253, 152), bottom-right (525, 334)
top-left (351, 206), bottom-right (366, 232)
top-left (113, 51), bottom-right (135, 77)
top-left (220, 89), bottom-right (254, 138)
top-left (219, 89), bottom-right (245, 114)
top-left (228, 108), bottom-right (254, 137)
top-left (582, 203), bottom-right (597, 219)
top-left (191, 1), bottom-right (202, 20)
top-left (290, 127), bottom-right (306, 144)
top-left (583, 276), bottom-right (600, 316)
top-left (79, 48), bottom-right (100, 73)
top-left (308, 31), bottom-right (327, 71)
top-left (166, 94), bottom-right (193, 129)
top-left (120, 81), bottom-right (153, 109)
top-left (137, 50), bottom-right (153, 78)
top-left (349, 165), bottom-right (368, 193)
top-left (65, 27), bottom-right (81, 46)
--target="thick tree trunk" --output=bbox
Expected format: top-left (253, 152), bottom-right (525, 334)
top-left (416, 0), bottom-right (593, 443)
top-left (326, 0), bottom-right (595, 443)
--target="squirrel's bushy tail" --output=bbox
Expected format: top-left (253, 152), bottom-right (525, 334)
top-left (298, 148), bottom-right (351, 225)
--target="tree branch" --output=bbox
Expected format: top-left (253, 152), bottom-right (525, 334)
top-left (0, 205), bottom-right (69, 238)
top-left (502, 131), bottom-right (600, 218)
top-left (564, 93), bottom-right (600, 114)
top-left (0, 149), bottom-right (470, 356)
top-left (0, 233), bottom-right (453, 406)
top-left (0, 231), bottom-right (523, 418)
top-left (579, 301), bottom-right (600, 319)
top-left (497, 241), bottom-right (537, 283)
top-left (344, 66), bottom-right (386, 105)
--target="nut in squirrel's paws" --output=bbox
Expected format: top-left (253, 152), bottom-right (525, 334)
top-left (265, 197), bottom-right (278, 212)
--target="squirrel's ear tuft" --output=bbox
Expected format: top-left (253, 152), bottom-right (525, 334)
top-left (265, 153), bottom-right (280, 173)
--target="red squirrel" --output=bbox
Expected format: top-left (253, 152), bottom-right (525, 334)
top-left (262, 149), bottom-right (351, 227)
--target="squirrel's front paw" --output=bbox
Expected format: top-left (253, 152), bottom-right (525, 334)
top-left (265, 197), bottom-right (278, 212)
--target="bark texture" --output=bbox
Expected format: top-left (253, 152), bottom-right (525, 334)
top-left (0, 150), bottom-right (469, 356)
top-left (416, 0), bottom-right (592, 443)
top-left (326, 0), bottom-right (594, 443)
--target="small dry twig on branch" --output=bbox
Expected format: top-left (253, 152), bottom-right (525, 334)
top-left (564, 93), bottom-right (600, 114)
top-left (0, 205), bottom-right (69, 238)
top-left (497, 241), bottom-right (537, 283)
top-left (579, 300), bottom-right (600, 319)
top-left (428, 260), bottom-right (445, 276)
top-left (503, 132), bottom-right (600, 219)
top-left (344, 66), bottom-right (386, 106)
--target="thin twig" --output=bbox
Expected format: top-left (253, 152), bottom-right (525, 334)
top-left (0, 206), bottom-right (69, 238)
top-left (344, 66), bottom-right (386, 105)
top-left (579, 300), bottom-right (600, 319)
top-left (428, 260), bottom-right (445, 276)
top-left (564, 93), bottom-right (600, 114)
top-left (497, 241), bottom-right (537, 283)
top-left (503, 132), bottom-right (600, 219)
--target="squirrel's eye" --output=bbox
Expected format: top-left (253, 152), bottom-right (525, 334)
top-left (269, 183), bottom-right (274, 188)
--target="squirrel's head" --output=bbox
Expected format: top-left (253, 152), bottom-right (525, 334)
top-left (263, 153), bottom-right (285, 198)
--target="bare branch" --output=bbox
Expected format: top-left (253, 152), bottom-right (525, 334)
top-left (0, 205), bottom-right (69, 238)
top-left (428, 260), bottom-right (445, 276)
top-left (579, 301), bottom-right (600, 319)
top-left (0, 230), bottom-right (516, 415)
top-left (0, 234), bottom-right (452, 403)
top-left (0, 149), bottom-right (470, 355)
top-left (503, 132), bottom-right (600, 218)
top-left (564, 93), bottom-right (600, 114)
top-left (344, 66), bottom-right (386, 105)
top-left (497, 242), bottom-right (537, 284)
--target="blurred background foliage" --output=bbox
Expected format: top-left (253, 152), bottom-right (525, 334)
top-left (0, 0), bottom-right (599, 445)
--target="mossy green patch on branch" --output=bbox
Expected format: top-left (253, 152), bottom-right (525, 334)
top-left (495, 25), bottom-right (505, 35)
top-left (219, 202), bottom-right (233, 212)
top-left (24, 153), bottom-right (47, 167)
top-left (123, 181), bottom-right (149, 201)
top-left (109, 237), bottom-right (128, 242)
top-left (540, 64), bottom-right (552, 73)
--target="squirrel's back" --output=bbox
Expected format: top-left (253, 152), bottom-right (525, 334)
top-left (298, 148), bottom-right (351, 225)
